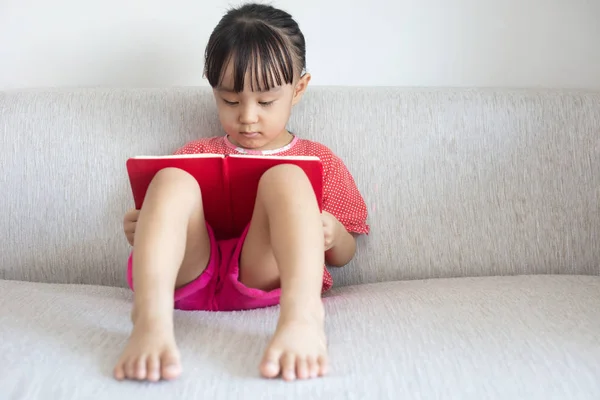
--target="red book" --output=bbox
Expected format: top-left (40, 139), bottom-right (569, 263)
top-left (126, 154), bottom-right (323, 240)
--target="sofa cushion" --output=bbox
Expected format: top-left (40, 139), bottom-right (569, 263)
top-left (1, 89), bottom-right (599, 288)
top-left (1, 274), bottom-right (598, 399)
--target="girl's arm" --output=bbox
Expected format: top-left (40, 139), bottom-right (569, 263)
top-left (323, 211), bottom-right (357, 267)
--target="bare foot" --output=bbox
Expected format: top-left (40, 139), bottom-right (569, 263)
top-left (113, 311), bottom-right (182, 382)
top-left (259, 302), bottom-right (328, 381)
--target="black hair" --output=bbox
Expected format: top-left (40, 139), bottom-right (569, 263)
top-left (204, 3), bottom-right (306, 92)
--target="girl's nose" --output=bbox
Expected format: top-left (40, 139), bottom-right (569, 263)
top-left (239, 104), bottom-right (259, 125)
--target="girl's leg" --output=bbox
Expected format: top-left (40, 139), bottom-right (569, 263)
top-left (240, 164), bottom-right (327, 381)
top-left (113, 168), bottom-right (211, 382)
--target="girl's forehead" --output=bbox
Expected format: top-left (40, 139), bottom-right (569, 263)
top-left (217, 58), bottom-right (290, 93)
top-left (216, 80), bottom-right (285, 94)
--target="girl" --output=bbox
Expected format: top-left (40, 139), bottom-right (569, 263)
top-left (114, 2), bottom-right (369, 383)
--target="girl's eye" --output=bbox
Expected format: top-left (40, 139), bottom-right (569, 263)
top-left (223, 99), bottom-right (239, 106)
top-left (259, 101), bottom-right (274, 107)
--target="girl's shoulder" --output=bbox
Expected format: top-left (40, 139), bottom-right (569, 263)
top-left (288, 138), bottom-right (348, 170)
top-left (288, 138), bottom-right (338, 159)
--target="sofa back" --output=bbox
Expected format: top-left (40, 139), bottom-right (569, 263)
top-left (1, 88), bottom-right (598, 288)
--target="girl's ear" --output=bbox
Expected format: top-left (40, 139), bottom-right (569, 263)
top-left (292, 73), bottom-right (311, 106)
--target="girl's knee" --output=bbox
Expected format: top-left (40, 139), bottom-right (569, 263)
top-left (259, 164), bottom-right (310, 188)
top-left (151, 168), bottom-right (199, 190)
top-left (147, 168), bottom-right (202, 204)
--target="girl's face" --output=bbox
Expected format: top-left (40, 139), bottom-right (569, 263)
top-left (212, 60), bottom-right (310, 151)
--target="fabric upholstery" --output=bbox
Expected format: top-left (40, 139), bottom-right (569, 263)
top-left (1, 88), bottom-right (599, 288)
top-left (1, 275), bottom-right (598, 399)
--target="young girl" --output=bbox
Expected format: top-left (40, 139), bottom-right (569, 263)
top-left (114, 2), bottom-right (369, 383)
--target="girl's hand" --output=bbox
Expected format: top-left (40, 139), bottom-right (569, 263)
top-left (123, 209), bottom-right (140, 246)
top-left (322, 211), bottom-right (342, 251)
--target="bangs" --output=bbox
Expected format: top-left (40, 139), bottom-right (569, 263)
top-left (204, 21), bottom-right (296, 92)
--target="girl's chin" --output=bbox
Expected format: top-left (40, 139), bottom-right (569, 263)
top-left (229, 133), bottom-right (266, 148)
top-left (239, 132), bottom-right (260, 139)
top-left (228, 130), bottom-right (290, 150)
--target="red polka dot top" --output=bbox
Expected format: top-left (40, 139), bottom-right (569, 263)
top-left (174, 135), bottom-right (370, 292)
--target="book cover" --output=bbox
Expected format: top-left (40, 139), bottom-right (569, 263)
top-left (126, 154), bottom-right (323, 239)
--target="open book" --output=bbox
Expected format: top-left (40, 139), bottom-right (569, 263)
top-left (126, 154), bottom-right (323, 240)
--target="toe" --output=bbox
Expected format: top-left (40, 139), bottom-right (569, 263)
top-left (281, 353), bottom-right (297, 381)
top-left (160, 352), bottom-right (181, 380)
top-left (260, 347), bottom-right (283, 379)
top-left (125, 359), bottom-right (137, 379)
top-left (146, 355), bottom-right (161, 382)
top-left (135, 356), bottom-right (148, 380)
top-left (318, 354), bottom-right (329, 377)
top-left (296, 357), bottom-right (309, 380)
top-left (113, 361), bottom-right (126, 381)
top-left (307, 356), bottom-right (319, 379)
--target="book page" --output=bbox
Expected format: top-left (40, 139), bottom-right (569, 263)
top-left (131, 154), bottom-right (225, 159)
top-left (227, 154), bottom-right (320, 161)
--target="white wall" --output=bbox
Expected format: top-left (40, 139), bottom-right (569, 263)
top-left (1, 0), bottom-right (599, 89)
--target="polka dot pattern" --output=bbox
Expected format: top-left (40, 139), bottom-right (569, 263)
top-left (175, 136), bottom-right (370, 292)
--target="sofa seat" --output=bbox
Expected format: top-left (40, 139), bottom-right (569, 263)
top-left (1, 274), bottom-right (598, 399)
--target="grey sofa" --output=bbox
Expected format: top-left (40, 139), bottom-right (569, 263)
top-left (1, 87), bottom-right (599, 399)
